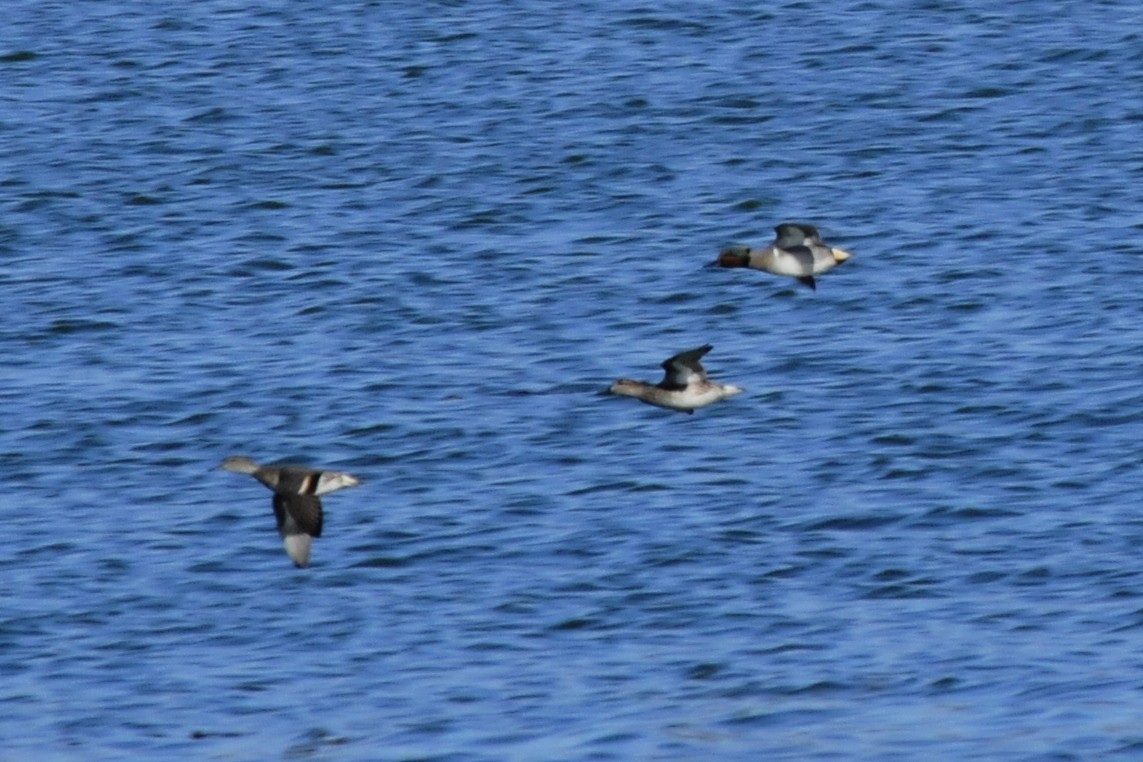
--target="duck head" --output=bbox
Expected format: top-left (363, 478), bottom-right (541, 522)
top-left (707, 245), bottom-right (751, 269)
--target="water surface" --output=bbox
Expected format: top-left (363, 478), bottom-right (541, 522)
top-left (2, 1), bottom-right (1143, 759)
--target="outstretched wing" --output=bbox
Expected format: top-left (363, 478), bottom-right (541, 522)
top-left (272, 492), bottom-right (324, 539)
top-left (660, 344), bottom-right (713, 389)
top-left (774, 222), bottom-right (822, 250)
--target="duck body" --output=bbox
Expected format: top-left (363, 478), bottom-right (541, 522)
top-left (712, 222), bottom-right (851, 290)
top-left (607, 344), bottom-right (743, 414)
top-left (218, 456), bottom-right (360, 568)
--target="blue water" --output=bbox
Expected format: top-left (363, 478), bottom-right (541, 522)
top-left (3, 1), bottom-right (1143, 759)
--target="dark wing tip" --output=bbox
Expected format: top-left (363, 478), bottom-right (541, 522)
top-left (661, 343), bottom-right (713, 371)
top-left (774, 222), bottom-right (822, 248)
top-left (779, 221), bottom-right (818, 234)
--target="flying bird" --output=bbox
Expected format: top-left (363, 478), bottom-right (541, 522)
top-left (710, 222), bottom-right (852, 290)
top-left (218, 455), bottom-right (360, 568)
top-left (605, 344), bottom-right (743, 413)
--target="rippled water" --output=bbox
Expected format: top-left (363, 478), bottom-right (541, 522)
top-left (3, 1), bottom-right (1143, 759)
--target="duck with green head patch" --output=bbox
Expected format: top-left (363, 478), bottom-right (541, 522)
top-left (711, 222), bottom-right (852, 290)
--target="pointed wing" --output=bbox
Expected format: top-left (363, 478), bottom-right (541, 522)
top-left (660, 344), bottom-right (713, 389)
top-left (772, 221), bottom-right (818, 249)
top-left (272, 493), bottom-right (324, 539)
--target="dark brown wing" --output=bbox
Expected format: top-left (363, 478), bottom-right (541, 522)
top-left (272, 493), bottom-right (324, 538)
top-left (660, 344), bottom-right (713, 389)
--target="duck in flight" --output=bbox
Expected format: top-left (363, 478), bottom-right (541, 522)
top-left (606, 344), bottom-right (743, 414)
top-left (710, 222), bottom-right (851, 290)
top-left (218, 456), bottom-right (360, 568)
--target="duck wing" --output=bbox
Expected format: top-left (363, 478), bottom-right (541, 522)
top-left (660, 344), bottom-right (713, 389)
top-left (272, 492), bottom-right (324, 539)
top-left (773, 222), bottom-right (819, 250)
